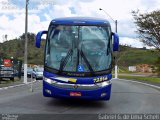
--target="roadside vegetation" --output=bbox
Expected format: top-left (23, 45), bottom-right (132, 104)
top-left (0, 33), bottom-right (45, 65)
top-left (118, 75), bottom-right (160, 84)
top-left (132, 10), bottom-right (160, 76)
top-left (117, 45), bottom-right (159, 67)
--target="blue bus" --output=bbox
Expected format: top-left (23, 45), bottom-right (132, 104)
top-left (36, 17), bottom-right (119, 100)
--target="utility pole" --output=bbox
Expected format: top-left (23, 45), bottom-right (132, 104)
top-left (99, 8), bottom-right (118, 79)
top-left (24, 0), bottom-right (29, 84)
top-left (114, 20), bottom-right (118, 79)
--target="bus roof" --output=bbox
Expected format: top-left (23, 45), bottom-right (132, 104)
top-left (51, 17), bottom-right (111, 26)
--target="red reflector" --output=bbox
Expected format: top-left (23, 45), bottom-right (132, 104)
top-left (70, 92), bottom-right (81, 96)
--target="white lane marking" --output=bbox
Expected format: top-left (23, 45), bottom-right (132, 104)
top-left (116, 79), bottom-right (160, 89)
top-left (0, 80), bottom-right (37, 91)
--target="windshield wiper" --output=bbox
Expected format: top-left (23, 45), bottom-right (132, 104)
top-left (59, 49), bottom-right (73, 73)
top-left (79, 49), bottom-right (95, 75)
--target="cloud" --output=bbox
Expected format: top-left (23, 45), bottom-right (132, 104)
top-left (140, 0), bottom-right (160, 11)
top-left (0, 15), bottom-right (20, 42)
top-left (120, 37), bottom-right (144, 48)
top-left (78, 0), bottom-right (96, 2)
top-left (0, 13), bottom-right (49, 42)
top-left (0, 0), bottom-right (159, 48)
top-left (117, 19), bottom-right (137, 38)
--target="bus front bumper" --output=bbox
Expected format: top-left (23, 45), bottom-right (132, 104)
top-left (43, 80), bottom-right (112, 100)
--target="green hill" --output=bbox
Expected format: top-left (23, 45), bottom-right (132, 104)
top-left (117, 45), bottom-right (159, 67)
top-left (0, 33), bottom-right (159, 67)
top-left (0, 33), bottom-right (45, 65)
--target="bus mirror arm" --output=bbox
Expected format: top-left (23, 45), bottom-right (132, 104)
top-left (112, 32), bottom-right (119, 51)
top-left (36, 31), bottom-right (48, 48)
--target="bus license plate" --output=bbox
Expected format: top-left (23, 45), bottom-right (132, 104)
top-left (70, 92), bottom-right (81, 96)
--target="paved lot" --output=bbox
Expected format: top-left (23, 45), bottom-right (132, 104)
top-left (0, 79), bottom-right (160, 120)
top-left (0, 77), bottom-right (36, 88)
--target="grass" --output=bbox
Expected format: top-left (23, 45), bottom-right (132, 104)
top-left (118, 75), bottom-right (160, 83)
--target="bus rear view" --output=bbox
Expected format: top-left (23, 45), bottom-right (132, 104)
top-left (36, 17), bottom-right (119, 100)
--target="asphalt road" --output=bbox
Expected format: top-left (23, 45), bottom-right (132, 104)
top-left (0, 79), bottom-right (160, 120)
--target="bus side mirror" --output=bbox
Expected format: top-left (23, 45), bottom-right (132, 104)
top-left (36, 31), bottom-right (48, 48)
top-left (113, 33), bottom-right (119, 51)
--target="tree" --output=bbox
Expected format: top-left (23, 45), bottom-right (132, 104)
top-left (132, 10), bottom-right (160, 76)
top-left (19, 32), bottom-right (35, 44)
top-left (132, 10), bottom-right (160, 50)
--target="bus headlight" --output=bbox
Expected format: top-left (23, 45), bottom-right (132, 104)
top-left (44, 77), bottom-right (57, 84)
top-left (96, 81), bottom-right (111, 87)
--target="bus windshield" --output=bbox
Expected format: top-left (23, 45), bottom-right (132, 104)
top-left (45, 25), bottom-right (112, 74)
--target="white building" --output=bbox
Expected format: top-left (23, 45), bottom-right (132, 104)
top-left (128, 66), bottom-right (136, 72)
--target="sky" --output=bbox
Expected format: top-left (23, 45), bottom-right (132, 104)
top-left (0, 0), bottom-right (160, 48)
